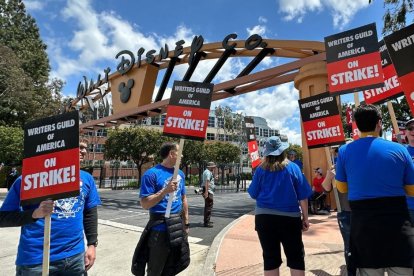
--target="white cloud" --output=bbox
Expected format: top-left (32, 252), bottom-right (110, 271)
top-left (258, 16), bottom-right (268, 24)
top-left (218, 82), bottom-right (303, 145)
top-left (278, 0), bottom-right (369, 30)
top-left (23, 0), bottom-right (44, 11)
top-left (246, 25), bottom-right (267, 36)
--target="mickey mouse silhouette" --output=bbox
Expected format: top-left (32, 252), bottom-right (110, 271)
top-left (118, 79), bottom-right (134, 103)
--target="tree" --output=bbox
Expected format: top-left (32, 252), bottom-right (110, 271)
top-left (0, 0), bottom-right (64, 127)
top-left (204, 141), bottom-right (241, 185)
top-left (214, 106), bottom-right (244, 142)
top-left (287, 144), bottom-right (303, 161)
top-left (369, 0), bottom-right (413, 35)
top-left (104, 127), bottom-right (166, 182)
top-left (0, 0), bottom-right (50, 84)
top-left (0, 126), bottom-right (24, 165)
top-left (0, 45), bottom-right (34, 126)
top-left (182, 140), bottom-right (205, 182)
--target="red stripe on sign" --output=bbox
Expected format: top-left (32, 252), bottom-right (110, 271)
top-left (21, 148), bottom-right (79, 202)
top-left (399, 72), bottom-right (414, 117)
top-left (163, 106), bottom-right (210, 139)
top-left (303, 115), bottom-right (345, 147)
top-left (363, 63), bottom-right (402, 104)
top-left (327, 52), bottom-right (383, 93)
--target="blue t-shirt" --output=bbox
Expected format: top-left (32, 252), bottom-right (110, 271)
top-left (292, 159), bottom-right (303, 171)
top-left (139, 164), bottom-right (186, 230)
top-left (405, 145), bottom-right (414, 210)
top-left (0, 170), bottom-right (101, 265)
top-left (247, 163), bottom-right (312, 212)
top-left (335, 137), bottom-right (414, 201)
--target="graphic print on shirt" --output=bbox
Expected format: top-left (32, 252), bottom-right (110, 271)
top-left (54, 180), bottom-right (85, 218)
top-left (164, 174), bottom-right (183, 202)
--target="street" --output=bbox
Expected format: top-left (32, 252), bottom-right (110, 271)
top-left (97, 189), bottom-right (255, 246)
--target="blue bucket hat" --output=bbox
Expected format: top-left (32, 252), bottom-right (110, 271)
top-left (263, 136), bottom-right (289, 157)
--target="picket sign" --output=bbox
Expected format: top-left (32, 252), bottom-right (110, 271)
top-left (165, 139), bottom-right (185, 218)
top-left (42, 214), bottom-right (51, 276)
top-left (387, 101), bottom-right (403, 143)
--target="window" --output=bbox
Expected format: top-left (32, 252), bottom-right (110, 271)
top-left (161, 114), bottom-right (166, 126)
top-left (95, 144), bottom-right (105, 153)
top-left (263, 129), bottom-right (269, 137)
top-left (260, 128), bottom-right (263, 137)
top-left (217, 117), bottom-right (224, 128)
top-left (206, 133), bottom-right (215, 140)
top-left (208, 116), bottom-right (215, 127)
top-left (96, 129), bottom-right (107, 137)
top-left (242, 147), bottom-right (248, 155)
top-left (151, 116), bottom-right (160, 125)
top-left (255, 127), bottom-right (259, 136)
top-left (218, 134), bottom-right (225, 141)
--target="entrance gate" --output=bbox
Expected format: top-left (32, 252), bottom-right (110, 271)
top-left (68, 34), bottom-right (332, 192)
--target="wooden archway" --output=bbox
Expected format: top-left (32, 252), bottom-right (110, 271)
top-left (72, 37), bottom-right (330, 190)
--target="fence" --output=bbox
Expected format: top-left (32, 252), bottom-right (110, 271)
top-left (86, 162), bottom-right (252, 192)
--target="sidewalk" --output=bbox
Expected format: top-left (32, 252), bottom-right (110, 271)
top-left (209, 212), bottom-right (346, 276)
top-left (1, 187), bottom-right (346, 275)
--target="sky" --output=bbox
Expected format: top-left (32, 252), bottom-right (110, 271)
top-left (22, 0), bottom-right (389, 145)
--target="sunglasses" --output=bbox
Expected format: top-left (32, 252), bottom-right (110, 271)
top-left (407, 127), bottom-right (414, 131)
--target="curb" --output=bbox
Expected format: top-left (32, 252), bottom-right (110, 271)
top-left (201, 213), bottom-right (252, 276)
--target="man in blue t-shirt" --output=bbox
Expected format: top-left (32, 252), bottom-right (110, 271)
top-left (335, 104), bottom-right (414, 274)
top-left (139, 141), bottom-right (189, 275)
top-left (0, 140), bottom-right (101, 275)
top-left (404, 118), bottom-right (414, 224)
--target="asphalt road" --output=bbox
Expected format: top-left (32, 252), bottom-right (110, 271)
top-left (97, 189), bottom-right (255, 246)
top-left (0, 189), bottom-right (255, 246)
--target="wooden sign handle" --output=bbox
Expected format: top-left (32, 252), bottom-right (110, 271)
top-left (42, 214), bottom-right (51, 276)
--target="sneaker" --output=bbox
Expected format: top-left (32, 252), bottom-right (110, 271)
top-left (203, 222), bottom-right (213, 228)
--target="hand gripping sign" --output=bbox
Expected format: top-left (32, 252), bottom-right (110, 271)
top-left (21, 111), bottom-right (80, 276)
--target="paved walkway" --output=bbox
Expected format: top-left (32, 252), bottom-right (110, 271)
top-left (1, 188), bottom-right (347, 275)
top-left (209, 212), bottom-right (347, 276)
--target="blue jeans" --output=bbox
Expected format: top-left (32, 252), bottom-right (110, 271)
top-left (16, 252), bottom-right (85, 276)
top-left (337, 211), bottom-right (356, 276)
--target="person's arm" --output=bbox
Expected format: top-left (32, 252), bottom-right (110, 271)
top-left (83, 206), bottom-right (98, 271)
top-left (203, 178), bottom-right (210, 199)
top-left (321, 169), bottom-right (335, 192)
top-left (299, 199), bottom-right (309, 231)
top-left (140, 180), bottom-right (176, 209)
top-left (182, 194), bottom-right (189, 233)
top-left (0, 200), bottom-right (54, 227)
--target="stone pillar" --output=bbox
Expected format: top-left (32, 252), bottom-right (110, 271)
top-left (294, 61), bottom-right (337, 209)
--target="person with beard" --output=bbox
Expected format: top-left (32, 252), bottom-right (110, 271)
top-left (335, 104), bottom-right (414, 275)
top-left (0, 139), bottom-right (101, 275)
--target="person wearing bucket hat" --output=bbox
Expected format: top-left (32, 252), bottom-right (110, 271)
top-left (201, 161), bottom-right (216, 227)
top-left (248, 136), bottom-right (312, 275)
